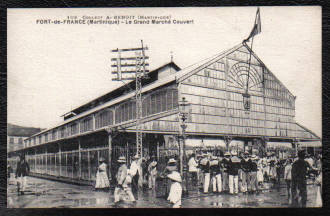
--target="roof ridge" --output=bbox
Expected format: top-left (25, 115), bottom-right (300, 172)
top-left (242, 43), bottom-right (296, 99)
top-left (176, 43), bottom-right (244, 82)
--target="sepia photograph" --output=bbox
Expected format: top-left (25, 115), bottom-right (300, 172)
top-left (6, 7), bottom-right (322, 208)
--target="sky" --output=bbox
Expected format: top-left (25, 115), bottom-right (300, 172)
top-left (7, 7), bottom-right (322, 137)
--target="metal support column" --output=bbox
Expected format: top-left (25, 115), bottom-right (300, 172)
top-left (45, 146), bottom-right (48, 175)
top-left (34, 148), bottom-right (37, 173)
top-left (157, 141), bottom-right (160, 161)
top-left (54, 149), bottom-right (57, 175)
top-left (59, 143), bottom-right (62, 177)
top-left (87, 150), bottom-right (91, 180)
top-left (111, 41), bottom-right (149, 159)
top-left (107, 131), bottom-right (112, 182)
top-left (135, 45), bottom-right (144, 158)
top-left (78, 138), bottom-right (81, 179)
top-left (65, 152), bottom-right (68, 178)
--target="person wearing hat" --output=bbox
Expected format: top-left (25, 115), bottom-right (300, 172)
top-left (221, 152), bottom-right (231, 193)
top-left (114, 156), bottom-right (128, 204)
top-left (305, 154), bottom-right (314, 168)
top-left (291, 150), bottom-right (313, 207)
top-left (314, 168), bottom-right (322, 207)
top-left (284, 158), bottom-right (293, 203)
top-left (188, 153), bottom-right (198, 187)
top-left (269, 153), bottom-right (278, 188)
top-left (160, 158), bottom-right (178, 198)
top-left (264, 152), bottom-right (272, 182)
top-left (228, 151), bottom-right (241, 195)
top-left (240, 151), bottom-right (250, 194)
top-left (122, 169), bottom-right (136, 202)
top-left (256, 156), bottom-right (264, 188)
top-left (130, 154), bottom-right (142, 198)
top-left (95, 157), bottom-right (110, 191)
top-left (167, 171), bottom-right (182, 208)
top-left (210, 155), bottom-right (222, 194)
top-left (199, 153), bottom-right (210, 194)
top-left (15, 154), bottom-right (30, 195)
top-left (248, 154), bottom-right (258, 194)
top-left (147, 157), bottom-right (158, 190)
top-left (7, 163), bottom-right (13, 183)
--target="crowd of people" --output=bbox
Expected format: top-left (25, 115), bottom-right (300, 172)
top-left (9, 148), bottom-right (322, 208)
top-left (187, 149), bottom-right (322, 207)
top-left (96, 149), bottom-right (322, 208)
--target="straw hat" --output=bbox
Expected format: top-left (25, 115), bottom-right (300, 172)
top-left (244, 151), bottom-right (249, 155)
top-left (133, 154), bottom-right (140, 159)
top-left (224, 152), bottom-right (231, 156)
top-left (231, 150), bottom-right (237, 156)
top-left (251, 154), bottom-right (257, 160)
top-left (211, 155), bottom-right (218, 160)
top-left (99, 157), bottom-right (106, 162)
top-left (167, 171), bottom-right (182, 183)
top-left (150, 161), bottom-right (157, 167)
top-left (231, 156), bottom-right (241, 163)
top-left (168, 158), bottom-right (177, 164)
top-left (117, 156), bottom-right (126, 163)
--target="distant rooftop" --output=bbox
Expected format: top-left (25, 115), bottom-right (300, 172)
top-left (7, 123), bottom-right (43, 137)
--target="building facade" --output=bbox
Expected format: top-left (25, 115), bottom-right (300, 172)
top-left (7, 123), bottom-right (42, 152)
top-left (8, 43), bottom-right (320, 184)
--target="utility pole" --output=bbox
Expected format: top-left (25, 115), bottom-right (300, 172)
top-left (178, 97), bottom-right (190, 195)
top-left (111, 40), bottom-right (149, 158)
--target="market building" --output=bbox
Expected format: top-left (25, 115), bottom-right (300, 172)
top-left (7, 42), bottom-right (321, 184)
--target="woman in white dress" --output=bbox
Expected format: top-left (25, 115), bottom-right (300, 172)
top-left (167, 171), bottom-right (182, 208)
top-left (314, 169), bottom-right (322, 207)
top-left (95, 157), bottom-right (110, 191)
top-left (256, 157), bottom-right (264, 188)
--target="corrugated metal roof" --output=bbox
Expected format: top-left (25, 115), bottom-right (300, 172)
top-left (28, 44), bottom-right (243, 138)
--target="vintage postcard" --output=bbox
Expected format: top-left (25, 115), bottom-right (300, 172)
top-left (7, 7), bottom-right (321, 208)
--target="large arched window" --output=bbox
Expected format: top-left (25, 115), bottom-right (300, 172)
top-left (115, 100), bottom-right (136, 124)
top-left (142, 87), bottom-right (178, 117)
top-left (114, 87), bottom-right (178, 124)
top-left (80, 116), bottom-right (93, 133)
top-left (95, 109), bottom-right (114, 129)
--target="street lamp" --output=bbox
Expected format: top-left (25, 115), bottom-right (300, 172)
top-left (178, 97), bottom-right (190, 195)
top-left (294, 138), bottom-right (300, 157)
